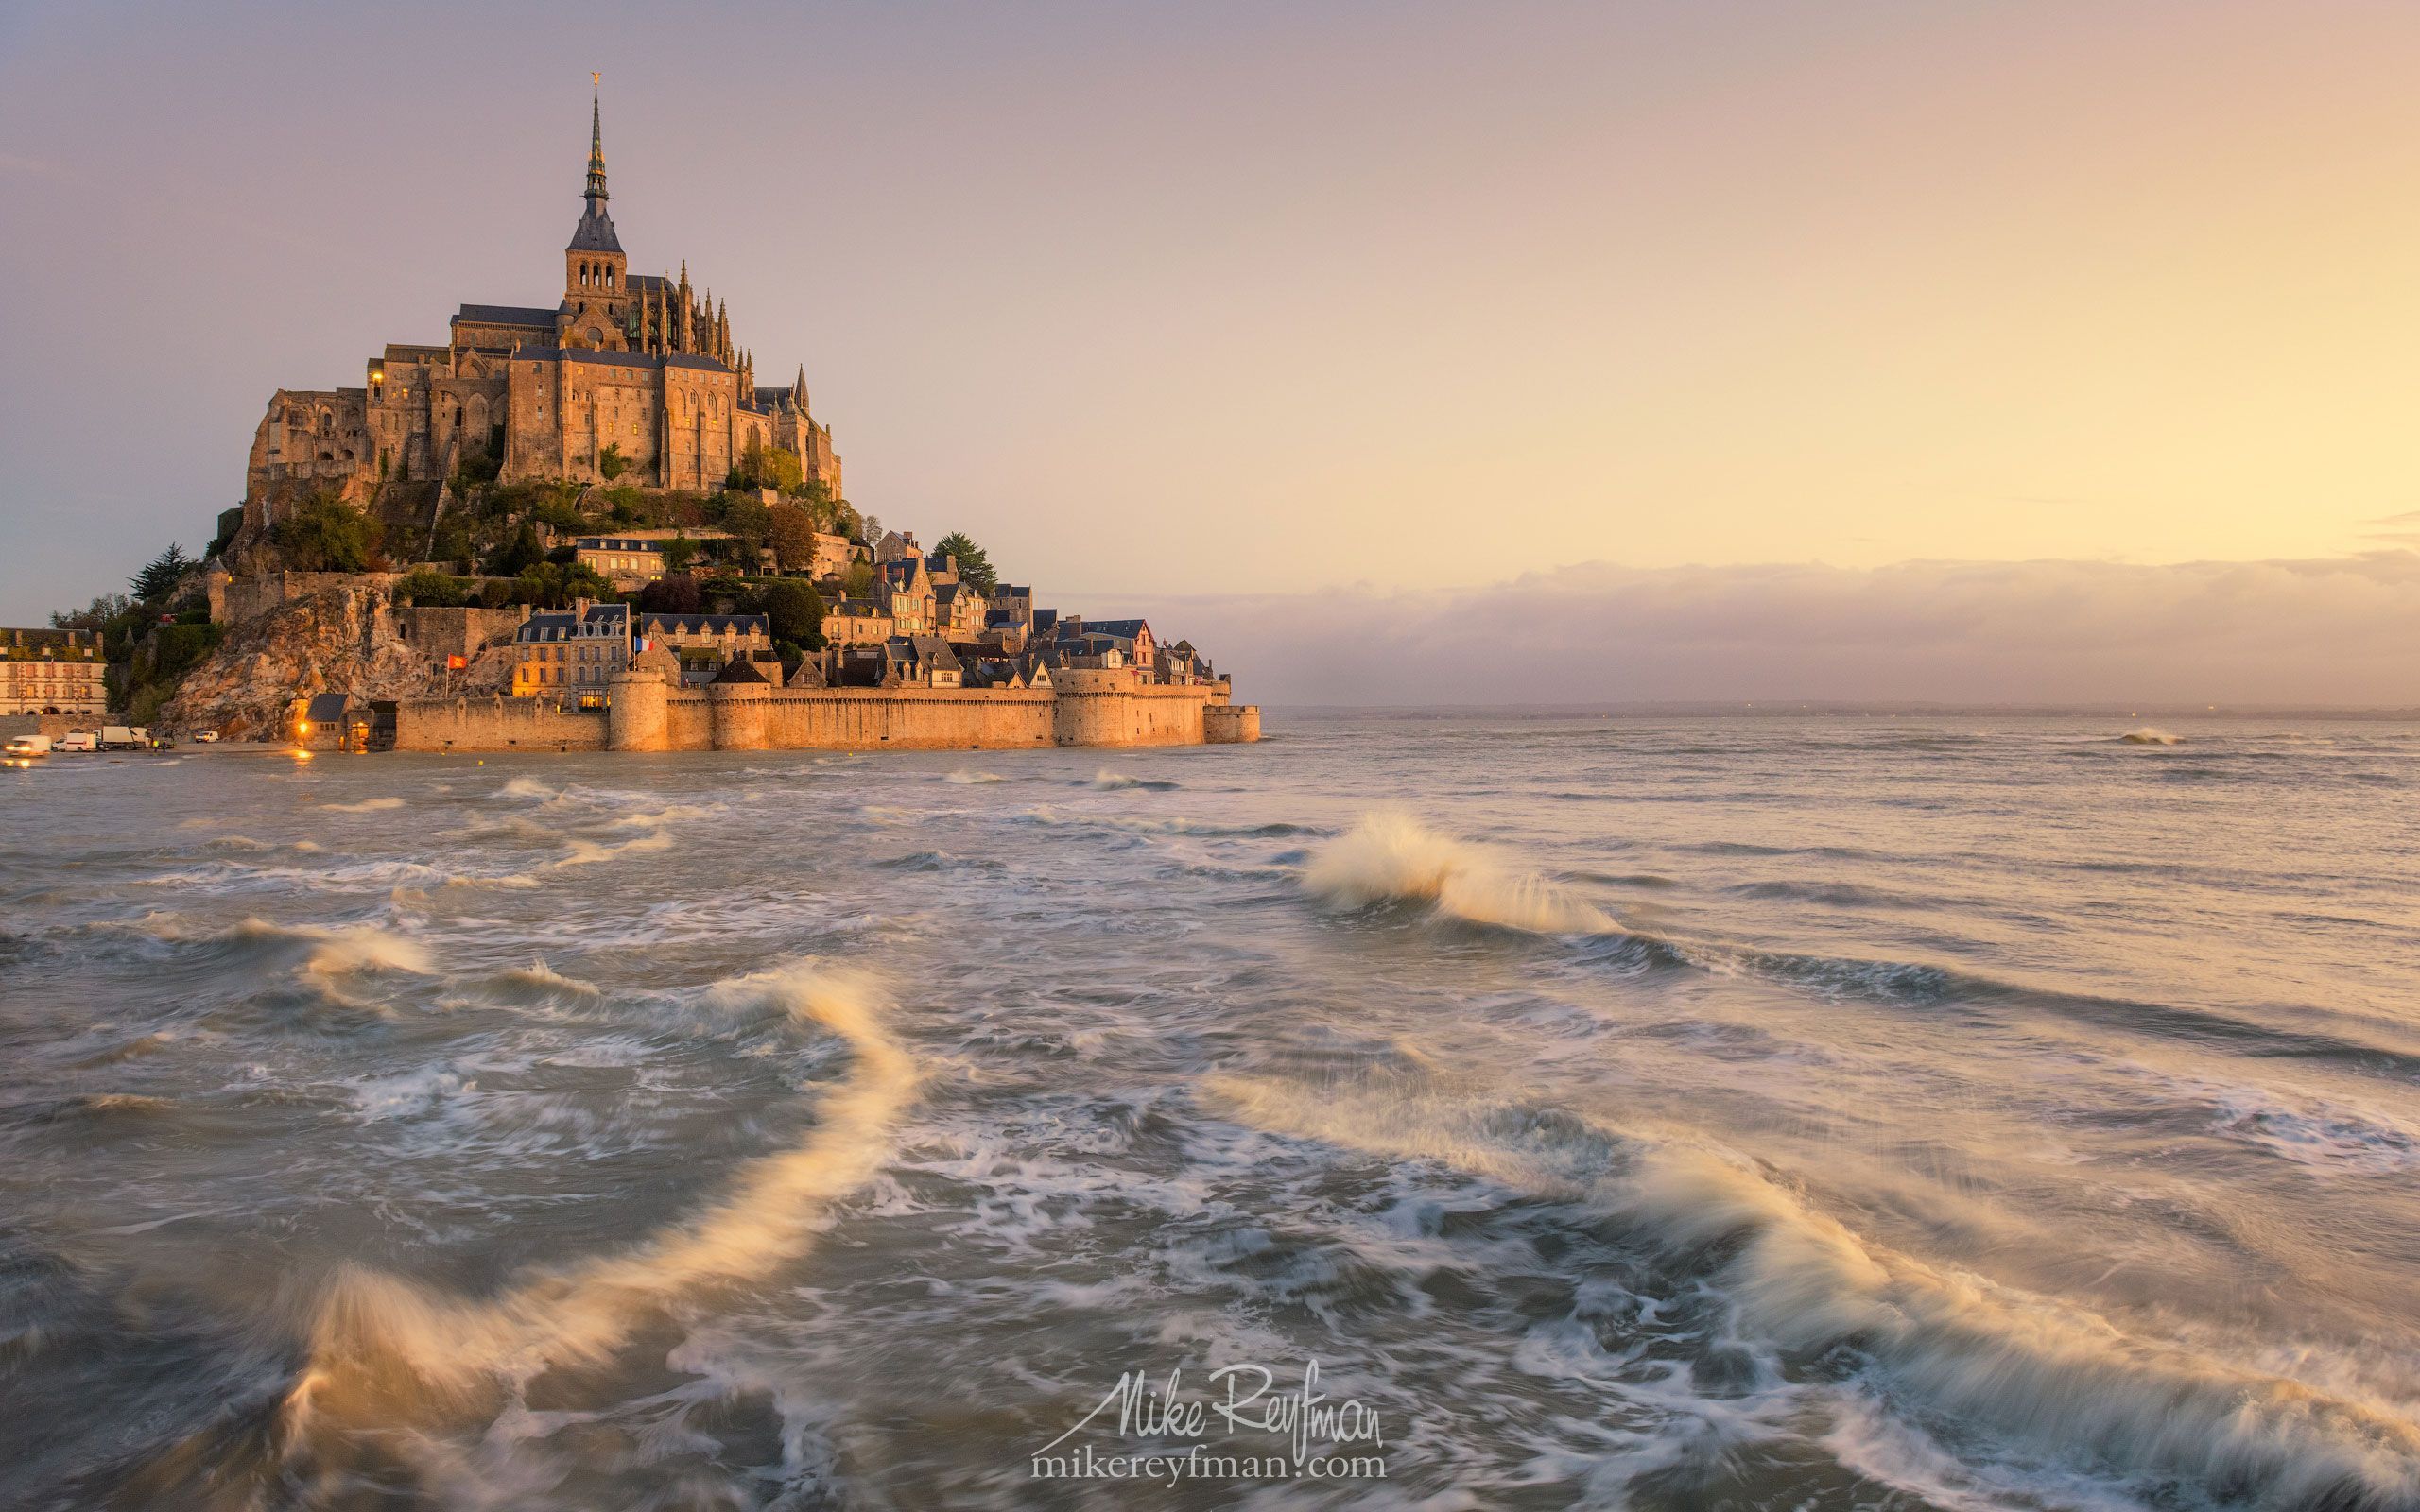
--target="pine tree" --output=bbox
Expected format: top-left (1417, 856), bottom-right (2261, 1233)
top-left (130, 543), bottom-right (193, 603)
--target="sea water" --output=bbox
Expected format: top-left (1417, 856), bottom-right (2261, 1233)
top-left (2, 713), bottom-right (2415, 1509)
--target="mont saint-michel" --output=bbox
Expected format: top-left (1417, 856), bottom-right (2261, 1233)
top-left (3, 87), bottom-right (1256, 755)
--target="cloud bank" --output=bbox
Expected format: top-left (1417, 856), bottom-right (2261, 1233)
top-left (1118, 552), bottom-right (2420, 708)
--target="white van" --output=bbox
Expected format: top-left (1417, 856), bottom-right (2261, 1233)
top-left (55, 731), bottom-right (97, 752)
top-left (4, 734), bottom-right (51, 757)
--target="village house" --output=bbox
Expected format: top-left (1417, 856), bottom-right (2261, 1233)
top-left (823, 599), bottom-right (893, 646)
top-left (511, 600), bottom-right (631, 702)
top-left (1080, 619), bottom-right (1156, 674)
top-left (875, 557), bottom-right (936, 635)
top-left (633, 610), bottom-right (773, 684)
top-left (933, 579), bottom-right (988, 638)
top-left (0, 628), bottom-right (108, 716)
top-left (574, 536), bottom-right (668, 585)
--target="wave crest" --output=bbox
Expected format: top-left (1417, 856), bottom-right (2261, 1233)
top-left (1205, 1073), bottom-right (2420, 1510)
top-left (1302, 814), bottom-right (1615, 934)
top-left (284, 964), bottom-right (918, 1426)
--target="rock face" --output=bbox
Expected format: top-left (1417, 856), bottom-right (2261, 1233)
top-left (163, 577), bottom-right (508, 740)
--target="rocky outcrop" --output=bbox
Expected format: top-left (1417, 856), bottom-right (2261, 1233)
top-left (162, 576), bottom-right (509, 740)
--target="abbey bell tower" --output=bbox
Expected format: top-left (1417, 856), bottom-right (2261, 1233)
top-left (562, 76), bottom-right (628, 349)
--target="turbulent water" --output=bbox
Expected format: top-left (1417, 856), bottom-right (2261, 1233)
top-left (3, 714), bottom-right (2418, 1511)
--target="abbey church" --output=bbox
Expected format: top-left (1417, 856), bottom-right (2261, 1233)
top-left (242, 86), bottom-right (839, 519)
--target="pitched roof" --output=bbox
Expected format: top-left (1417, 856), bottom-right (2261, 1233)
top-left (575, 537), bottom-right (666, 553)
top-left (1086, 619), bottom-right (1150, 638)
top-left (711, 657), bottom-right (772, 684)
top-left (454, 303), bottom-right (559, 328)
top-left (638, 612), bottom-right (769, 636)
top-left (568, 202), bottom-right (622, 253)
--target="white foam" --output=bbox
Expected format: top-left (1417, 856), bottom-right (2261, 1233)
top-left (1203, 1074), bottom-right (2420, 1509)
top-left (323, 797), bottom-right (405, 814)
top-left (2119, 727), bottom-right (2181, 746)
top-left (285, 964), bottom-right (919, 1421)
top-left (1302, 813), bottom-right (1616, 934)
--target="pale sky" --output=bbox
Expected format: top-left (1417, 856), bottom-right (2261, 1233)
top-left (3, 1), bottom-right (2416, 699)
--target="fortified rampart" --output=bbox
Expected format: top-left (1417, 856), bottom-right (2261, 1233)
top-left (396, 666), bottom-right (1260, 753)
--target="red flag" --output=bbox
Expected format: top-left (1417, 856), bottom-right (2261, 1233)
top-left (446, 655), bottom-right (468, 671)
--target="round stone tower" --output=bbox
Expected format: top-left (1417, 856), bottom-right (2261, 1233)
top-left (607, 664), bottom-right (671, 751)
top-left (706, 659), bottom-right (774, 750)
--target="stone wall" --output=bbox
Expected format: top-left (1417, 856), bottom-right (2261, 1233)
top-left (395, 696), bottom-right (608, 751)
top-left (398, 669), bottom-right (1260, 754)
top-left (392, 605), bottom-right (526, 663)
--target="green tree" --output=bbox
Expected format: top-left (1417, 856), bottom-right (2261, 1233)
top-left (130, 543), bottom-right (194, 602)
top-left (933, 532), bottom-right (997, 596)
top-left (840, 559), bottom-right (875, 599)
top-left (598, 442), bottom-right (631, 481)
top-left (660, 536), bottom-right (700, 573)
top-left (488, 522), bottom-right (545, 576)
top-left (510, 561), bottom-right (613, 610)
top-left (760, 579), bottom-right (826, 649)
top-left (791, 477), bottom-right (835, 516)
top-left (51, 593), bottom-right (131, 631)
top-left (272, 494), bottom-right (383, 572)
top-left (396, 570), bottom-right (472, 608)
top-left (718, 496), bottom-right (772, 565)
top-left (733, 439), bottom-right (804, 493)
top-left (636, 573), bottom-right (704, 614)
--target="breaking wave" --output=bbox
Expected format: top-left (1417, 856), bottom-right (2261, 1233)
top-left (284, 964), bottom-right (919, 1428)
top-left (944, 768), bottom-right (1006, 784)
top-left (321, 797), bottom-right (404, 814)
top-left (2120, 727), bottom-right (2182, 746)
top-left (1087, 768), bottom-right (1178, 791)
top-left (1302, 814), bottom-right (1616, 934)
top-left (1205, 1073), bottom-right (2420, 1510)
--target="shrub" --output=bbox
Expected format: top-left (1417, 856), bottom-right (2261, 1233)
top-left (487, 523), bottom-right (545, 576)
top-left (760, 579), bottom-right (826, 649)
top-left (396, 570), bottom-right (472, 608)
top-left (272, 494), bottom-right (382, 573)
top-left (636, 574), bottom-right (703, 615)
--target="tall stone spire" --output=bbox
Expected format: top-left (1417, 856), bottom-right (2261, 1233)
top-left (792, 365), bottom-right (808, 413)
top-left (567, 73), bottom-right (621, 254)
top-left (585, 76), bottom-right (609, 202)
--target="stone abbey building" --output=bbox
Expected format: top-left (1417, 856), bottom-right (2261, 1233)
top-left (243, 86), bottom-right (839, 521)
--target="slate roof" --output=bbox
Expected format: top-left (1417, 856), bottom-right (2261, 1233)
top-left (454, 304), bottom-right (559, 328)
top-left (303, 692), bottom-right (354, 722)
top-left (516, 603), bottom-right (630, 642)
top-left (1086, 619), bottom-right (1151, 639)
top-left (710, 657), bottom-right (772, 684)
top-left (575, 537), bottom-right (666, 554)
top-left (568, 204), bottom-right (622, 253)
top-left (638, 612), bottom-right (770, 638)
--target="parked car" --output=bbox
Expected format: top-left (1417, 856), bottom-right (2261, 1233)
top-left (54, 731), bottom-right (97, 752)
top-left (193, 730), bottom-right (220, 744)
top-left (4, 735), bottom-right (52, 757)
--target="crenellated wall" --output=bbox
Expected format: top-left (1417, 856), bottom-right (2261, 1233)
top-left (397, 667), bottom-right (1260, 753)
